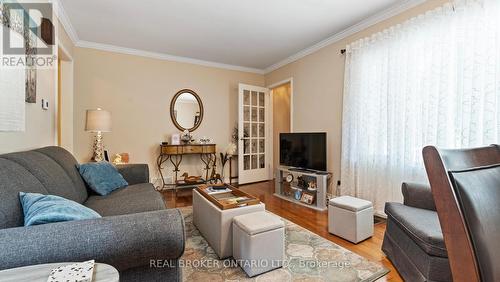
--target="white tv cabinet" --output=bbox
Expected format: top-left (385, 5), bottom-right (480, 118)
top-left (274, 166), bottom-right (330, 211)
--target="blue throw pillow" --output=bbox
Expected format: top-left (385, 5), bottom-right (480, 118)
top-left (19, 192), bottom-right (101, 226)
top-left (78, 162), bottom-right (128, 196)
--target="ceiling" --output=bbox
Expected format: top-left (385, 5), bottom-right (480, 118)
top-left (58, 0), bottom-right (423, 73)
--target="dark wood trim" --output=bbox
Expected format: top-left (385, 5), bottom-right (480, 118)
top-left (423, 145), bottom-right (500, 282)
top-left (170, 89), bottom-right (204, 132)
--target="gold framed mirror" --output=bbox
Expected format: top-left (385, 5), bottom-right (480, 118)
top-left (170, 89), bottom-right (204, 132)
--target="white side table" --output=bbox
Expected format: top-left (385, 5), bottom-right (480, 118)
top-left (0, 262), bottom-right (119, 282)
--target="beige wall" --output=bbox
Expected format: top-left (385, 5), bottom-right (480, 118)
top-left (265, 0), bottom-right (450, 194)
top-left (272, 83), bottom-right (291, 171)
top-left (73, 47), bottom-right (264, 185)
top-left (0, 17), bottom-right (75, 154)
top-left (0, 69), bottom-right (56, 154)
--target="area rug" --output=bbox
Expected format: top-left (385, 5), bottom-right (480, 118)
top-left (179, 207), bottom-right (389, 282)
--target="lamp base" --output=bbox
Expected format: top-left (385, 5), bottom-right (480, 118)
top-left (92, 131), bottom-right (104, 162)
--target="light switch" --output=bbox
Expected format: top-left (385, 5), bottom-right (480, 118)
top-left (41, 99), bottom-right (49, 110)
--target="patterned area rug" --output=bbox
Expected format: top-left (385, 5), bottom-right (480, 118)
top-left (179, 207), bottom-right (389, 282)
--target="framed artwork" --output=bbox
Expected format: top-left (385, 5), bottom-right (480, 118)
top-left (1, 3), bottom-right (37, 103)
top-left (0, 4), bottom-right (25, 131)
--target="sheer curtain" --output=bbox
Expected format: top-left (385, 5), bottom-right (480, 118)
top-left (340, 0), bottom-right (500, 215)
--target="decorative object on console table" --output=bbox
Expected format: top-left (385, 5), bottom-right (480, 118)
top-left (171, 133), bottom-right (180, 145)
top-left (199, 137), bottom-right (211, 144)
top-left (181, 172), bottom-right (202, 184)
top-left (85, 108), bottom-right (111, 162)
top-left (181, 129), bottom-right (193, 144)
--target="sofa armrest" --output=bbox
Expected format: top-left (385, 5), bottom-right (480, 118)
top-left (402, 182), bottom-right (436, 211)
top-left (116, 164), bottom-right (149, 185)
top-left (0, 209), bottom-right (185, 271)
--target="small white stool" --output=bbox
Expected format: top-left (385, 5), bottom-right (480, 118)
top-left (232, 211), bottom-right (285, 277)
top-left (328, 196), bottom-right (373, 243)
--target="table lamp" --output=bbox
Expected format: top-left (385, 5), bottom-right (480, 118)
top-left (85, 108), bottom-right (111, 162)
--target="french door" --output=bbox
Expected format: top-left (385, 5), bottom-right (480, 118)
top-left (238, 84), bottom-right (270, 184)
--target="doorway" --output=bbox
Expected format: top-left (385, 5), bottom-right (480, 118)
top-left (269, 80), bottom-right (292, 177)
top-left (57, 46), bottom-right (74, 152)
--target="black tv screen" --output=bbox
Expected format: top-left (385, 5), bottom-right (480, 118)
top-left (280, 132), bottom-right (327, 171)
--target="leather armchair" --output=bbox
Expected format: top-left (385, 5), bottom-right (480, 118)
top-left (423, 145), bottom-right (500, 282)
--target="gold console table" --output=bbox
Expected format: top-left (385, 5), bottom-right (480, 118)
top-left (157, 143), bottom-right (217, 189)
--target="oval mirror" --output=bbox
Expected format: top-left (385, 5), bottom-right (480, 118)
top-left (170, 89), bottom-right (203, 132)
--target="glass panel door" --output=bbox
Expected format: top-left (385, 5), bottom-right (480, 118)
top-left (238, 84), bottom-right (269, 184)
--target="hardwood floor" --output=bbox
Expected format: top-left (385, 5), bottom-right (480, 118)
top-left (161, 181), bottom-right (402, 281)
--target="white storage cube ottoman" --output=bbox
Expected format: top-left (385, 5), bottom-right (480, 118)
top-left (328, 196), bottom-right (373, 243)
top-left (232, 211), bottom-right (285, 277)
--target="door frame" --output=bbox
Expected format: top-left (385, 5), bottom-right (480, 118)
top-left (266, 77), bottom-right (294, 179)
top-left (56, 42), bottom-right (74, 152)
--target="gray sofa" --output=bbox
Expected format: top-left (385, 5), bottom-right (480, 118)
top-left (0, 146), bottom-right (185, 281)
top-left (382, 182), bottom-right (451, 282)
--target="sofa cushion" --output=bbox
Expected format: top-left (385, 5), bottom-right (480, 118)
top-left (78, 162), bottom-right (128, 196)
top-left (0, 158), bottom-right (49, 229)
top-left (19, 192), bottom-right (101, 226)
top-left (84, 183), bottom-right (165, 216)
top-left (2, 151), bottom-right (87, 204)
top-left (35, 147), bottom-right (88, 198)
top-left (385, 202), bottom-right (447, 257)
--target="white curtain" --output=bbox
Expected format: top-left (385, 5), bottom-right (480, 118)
top-left (341, 0), bottom-right (500, 215)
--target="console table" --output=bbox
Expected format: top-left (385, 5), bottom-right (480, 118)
top-left (157, 143), bottom-right (217, 189)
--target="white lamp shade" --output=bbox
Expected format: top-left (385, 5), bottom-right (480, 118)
top-left (85, 109), bottom-right (112, 132)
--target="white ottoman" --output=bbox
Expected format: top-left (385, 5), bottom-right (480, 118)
top-left (232, 211), bottom-right (285, 277)
top-left (328, 196), bottom-right (373, 243)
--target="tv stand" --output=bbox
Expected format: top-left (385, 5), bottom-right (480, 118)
top-left (274, 166), bottom-right (330, 211)
top-left (288, 167), bottom-right (329, 175)
top-left (288, 167), bottom-right (314, 173)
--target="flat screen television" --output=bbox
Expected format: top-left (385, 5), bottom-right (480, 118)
top-left (279, 132), bottom-right (327, 172)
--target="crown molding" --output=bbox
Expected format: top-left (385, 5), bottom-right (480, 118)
top-left (52, 0), bottom-right (264, 74)
top-left (52, 0), bottom-right (80, 43)
top-left (263, 0), bottom-right (428, 74)
top-left (76, 40), bottom-right (266, 74)
top-left (53, 0), bottom-right (428, 76)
